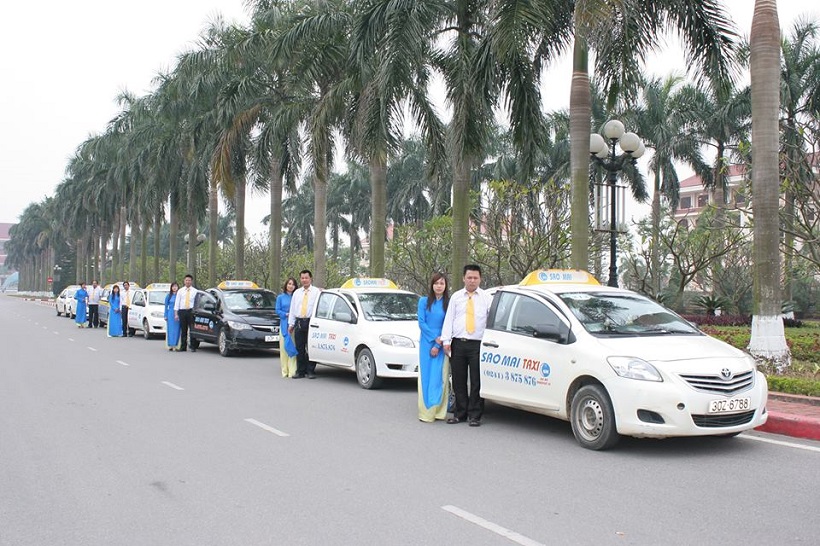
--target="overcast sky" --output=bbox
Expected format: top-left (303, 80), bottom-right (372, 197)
top-left (1, 1), bottom-right (813, 232)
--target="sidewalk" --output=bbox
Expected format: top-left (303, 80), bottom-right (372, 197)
top-left (756, 392), bottom-right (820, 441)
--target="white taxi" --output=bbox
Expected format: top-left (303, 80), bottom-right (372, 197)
top-left (308, 278), bottom-right (420, 389)
top-left (480, 270), bottom-right (768, 450)
top-left (128, 283), bottom-right (172, 339)
top-left (55, 285), bottom-right (80, 317)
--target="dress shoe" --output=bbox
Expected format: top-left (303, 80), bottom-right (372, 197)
top-left (307, 373), bottom-right (316, 379)
top-left (179, 348), bottom-right (187, 352)
top-left (190, 348), bottom-right (196, 352)
top-left (468, 419), bottom-right (481, 427)
top-left (446, 417), bottom-right (462, 424)
top-left (292, 374), bottom-right (304, 379)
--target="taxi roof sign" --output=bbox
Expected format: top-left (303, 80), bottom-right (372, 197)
top-left (145, 283), bottom-right (172, 291)
top-left (340, 278), bottom-right (398, 289)
top-left (218, 280), bottom-right (259, 289)
top-left (519, 269), bottom-right (600, 286)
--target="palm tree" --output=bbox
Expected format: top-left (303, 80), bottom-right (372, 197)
top-left (748, 0), bottom-right (790, 370)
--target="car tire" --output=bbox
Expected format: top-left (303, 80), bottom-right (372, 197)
top-left (143, 319), bottom-right (151, 340)
top-left (355, 348), bottom-right (382, 390)
top-left (218, 329), bottom-right (232, 357)
top-left (56, 307), bottom-right (62, 316)
top-left (570, 384), bottom-right (620, 450)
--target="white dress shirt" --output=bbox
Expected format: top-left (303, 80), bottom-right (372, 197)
top-left (88, 286), bottom-right (103, 304)
top-left (288, 285), bottom-right (322, 327)
top-left (441, 287), bottom-right (492, 343)
top-left (174, 286), bottom-right (200, 311)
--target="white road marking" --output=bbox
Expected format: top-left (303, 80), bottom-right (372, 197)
top-left (161, 381), bottom-right (185, 391)
top-left (68, 338), bottom-right (74, 342)
top-left (53, 331), bottom-right (59, 335)
top-left (741, 434), bottom-right (820, 453)
top-left (244, 418), bottom-right (290, 437)
top-left (87, 347), bottom-right (97, 352)
top-left (42, 326), bottom-right (48, 330)
top-left (116, 360), bottom-right (129, 367)
top-left (441, 505), bottom-right (545, 546)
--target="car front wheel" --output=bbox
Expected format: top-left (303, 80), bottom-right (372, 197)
top-left (355, 348), bottom-right (382, 390)
top-left (570, 384), bottom-right (620, 450)
top-left (143, 319), bottom-right (151, 340)
top-left (218, 329), bottom-right (233, 357)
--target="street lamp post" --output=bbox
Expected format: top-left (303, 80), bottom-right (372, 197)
top-left (184, 233), bottom-right (207, 276)
top-left (589, 120), bottom-right (645, 287)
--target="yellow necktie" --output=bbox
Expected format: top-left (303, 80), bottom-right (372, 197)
top-left (300, 289), bottom-right (309, 316)
top-left (125, 291), bottom-right (130, 306)
top-left (184, 288), bottom-right (190, 308)
top-left (466, 293), bottom-right (475, 334)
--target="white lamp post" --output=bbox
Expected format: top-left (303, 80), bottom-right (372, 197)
top-left (589, 120), bottom-right (645, 287)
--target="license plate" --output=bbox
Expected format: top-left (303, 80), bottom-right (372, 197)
top-left (708, 397), bottom-right (751, 413)
top-left (264, 335), bottom-right (278, 343)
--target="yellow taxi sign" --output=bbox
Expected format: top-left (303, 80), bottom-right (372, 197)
top-left (218, 280), bottom-right (259, 289)
top-left (520, 269), bottom-right (600, 286)
top-left (340, 278), bottom-right (398, 289)
top-left (145, 283), bottom-right (172, 291)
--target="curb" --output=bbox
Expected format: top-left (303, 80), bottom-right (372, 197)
top-left (756, 412), bottom-right (820, 441)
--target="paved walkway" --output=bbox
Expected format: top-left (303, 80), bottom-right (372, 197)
top-left (756, 392), bottom-right (820, 441)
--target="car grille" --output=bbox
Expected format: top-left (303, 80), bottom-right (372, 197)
top-left (252, 325), bottom-right (279, 333)
top-left (678, 370), bottom-right (754, 395)
top-left (691, 410), bottom-right (756, 428)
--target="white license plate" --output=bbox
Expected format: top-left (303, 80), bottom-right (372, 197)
top-left (264, 335), bottom-right (279, 343)
top-left (708, 397), bottom-right (751, 413)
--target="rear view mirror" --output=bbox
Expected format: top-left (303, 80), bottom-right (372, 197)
top-left (533, 322), bottom-right (567, 343)
top-left (203, 301), bottom-right (217, 312)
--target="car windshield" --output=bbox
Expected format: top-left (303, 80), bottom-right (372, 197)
top-left (148, 291), bottom-right (168, 305)
top-left (222, 290), bottom-right (277, 311)
top-left (559, 292), bottom-right (700, 336)
top-left (357, 292), bottom-right (419, 321)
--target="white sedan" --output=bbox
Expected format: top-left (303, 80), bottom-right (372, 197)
top-left (55, 285), bottom-right (80, 317)
top-left (127, 283), bottom-right (171, 339)
top-left (480, 270), bottom-right (768, 450)
top-left (308, 278), bottom-right (420, 389)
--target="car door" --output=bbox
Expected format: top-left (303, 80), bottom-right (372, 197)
top-left (308, 292), bottom-right (357, 367)
top-left (129, 290), bottom-right (145, 330)
top-left (192, 291), bottom-right (219, 343)
top-left (481, 291), bottom-right (574, 412)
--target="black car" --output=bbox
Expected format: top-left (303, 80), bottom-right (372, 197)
top-left (190, 283), bottom-right (281, 357)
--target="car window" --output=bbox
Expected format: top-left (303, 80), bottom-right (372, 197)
top-left (222, 290), bottom-right (277, 310)
top-left (133, 291), bottom-right (145, 306)
top-left (330, 297), bottom-right (354, 321)
top-left (489, 292), bottom-right (515, 330)
top-left (196, 292), bottom-right (217, 310)
top-left (356, 292), bottom-right (419, 321)
top-left (148, 291), bottom-right (167, 305)
top-left (559, 292), bottom-right (700, 336)
top-left (315, 293), bottom-right (339, 319)
top-left (490, 292), bottom-right (561, 337)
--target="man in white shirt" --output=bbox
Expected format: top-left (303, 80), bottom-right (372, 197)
top-left (441, 264), bottom-right (492, 426)
top-left (87, 280), bottom-right (104, 328)
top-left (121, 281), bottom-right (134, 336)
top-left (287, 269), bottom-right (322, 378)
top-left (174, 274), bottom-right (200, 352)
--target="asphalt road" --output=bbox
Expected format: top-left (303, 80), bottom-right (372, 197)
top-left (1, 295), bottom-right (818, 546)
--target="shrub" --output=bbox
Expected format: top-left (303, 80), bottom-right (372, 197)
top-left (682, 314), bottom-right (751, 327)
top-left (767, 376), bottom-right (820, 397)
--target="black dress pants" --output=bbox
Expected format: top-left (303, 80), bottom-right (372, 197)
top-left (293, 318), bottom-right (313, 376)
top-left (121, 306), bottom-right (130, 335)
top-left (88, 304), bottom-right (99, 327)
top-left (450, 338), bottom-right (483, 421)
top-left (178, 309), bottom-right (193, 350)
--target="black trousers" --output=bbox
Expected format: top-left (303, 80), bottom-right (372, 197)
top-left (293, 318), bottom-right (314, 375)
top-left (178, 309), bottom-right (194, 350)
top-left (121, 306), bottom-right (130, 334)
top-left (88, 304), bottom-right (99, 327)
top-left (450, 338), bottom-right (483, 421)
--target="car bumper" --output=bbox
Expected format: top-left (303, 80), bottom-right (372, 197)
top-left (227, 329), bottom-right (280, 350)
top-left (604, 371), bottom-right (769, 438)
top-left (372, 345), bottom-right (419, 378)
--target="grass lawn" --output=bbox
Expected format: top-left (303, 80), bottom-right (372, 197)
top-left (700, 322), bottom-right (820, 396)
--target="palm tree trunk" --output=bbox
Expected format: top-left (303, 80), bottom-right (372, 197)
top-left (140, 215), bottom-right (149, 285)
top-left (748, 0), bottom-right (790, 370)
top-left (209, 176), bottom-right (219, 288)
top-left (569, 35), bottom-right (591, 271)
top-left (313, 146), bottom-right (329, 288)
top-left (111, 211), bottom-right (120, 280)
top-left (451, 156), bottom-right (471, 280)
top-left (186, 179), bottom-right (198, 281)
top-left (235, 173), bottom-right (246, 279)
top-left (269, 155), bottom-right (283, 289)
top-left (129, 212), bottom-right (139, 282)
top-left (651, 171), bottom-right (662, 296)
top-left (369, 154), bottom-right (387, 277)
top-left (169, 198), bottom-right (179, 282)
top-left (98, 223), bottom-right (106, 284)
top-left (153, 211), bottom-right (161, 282)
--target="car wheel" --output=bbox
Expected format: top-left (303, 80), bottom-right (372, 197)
top-left (56, 307), bottom-right (62, 316)
top-left (218, 329), bottom-right (232, 357)
top-left (355, 348), bottom-right (382, 390)
top-left (143, 320), bottom-right (151, 340)
top-left (570, 384), bottom-right (620, 450)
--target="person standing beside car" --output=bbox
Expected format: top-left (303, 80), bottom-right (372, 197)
top-left (74, 282), bottom-right (89, 328)
top-left (441, 264), bottom-right (491, 427)
top-left (121, 281), bottom-right (134, 336)
top-left (174, 274), bottom-right (199, 352)
top-left (164, 282), bottom-right (181, 351)
top-left (107, 285), bottom-right (124, 337)
top-left (417, 272), bottom-right (450, 422)
top-left (87, 280), bottom-right (103, 328)
top-left (287, 270), bottom-right (321, 379)
top-left (276, 277), bottom-right (298, 378)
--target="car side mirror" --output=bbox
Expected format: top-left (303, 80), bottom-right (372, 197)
top-left (533, 323), bottom-right (566, 343)
top-left (203, 301), bottom-right (217, 312)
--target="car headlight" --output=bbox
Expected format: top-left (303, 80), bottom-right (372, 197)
top-left (151, 311), bottom-right (164, 318)
top-left (608, 356), bottom-right (663, 382)
top-left (227, 320), bottom-right (252, 330)
top-left (379, 334), bottom-right (415, 348)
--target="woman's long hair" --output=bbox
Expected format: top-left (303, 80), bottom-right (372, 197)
top-left (169, 282), bottom-right (179, 295)
top-left (426, 272), bottom-right (449, 311)
top-left (282, 277), bottom-right (297, 294)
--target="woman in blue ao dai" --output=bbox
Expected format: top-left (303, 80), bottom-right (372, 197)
top-left (417, 273), bottom-right (450, 422)
top-left (164, 282), bottom-right (181, 350)
top-left (107, 285), bottom-right (124, 337)
top-left (276, 277), bottom-right (298, 377)
top-left (74, 282), bottom-right (89, 327)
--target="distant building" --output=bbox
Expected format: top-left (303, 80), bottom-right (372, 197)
top-left (0, 222), bottom-right (14, 268)
top-left (673, 165), bottom-right (749, 228)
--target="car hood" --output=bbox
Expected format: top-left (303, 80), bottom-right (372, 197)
top-left (594, 333), bottom-right (748, 362)
top-left (231, 309), bottom-right (280, 324)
